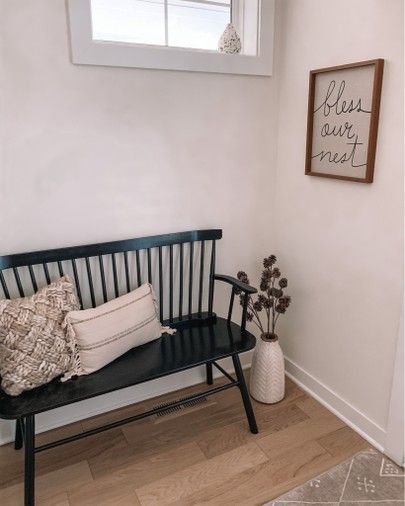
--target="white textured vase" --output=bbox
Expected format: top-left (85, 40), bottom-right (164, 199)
top-left (218, 23), bottom-right (242, 54)
top-left (250, 335), bottom-right (285, 404)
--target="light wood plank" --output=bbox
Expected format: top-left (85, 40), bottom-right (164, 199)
top-left (70, 444), bottom-right (205, 505)
top-left (0, 461), bottom-right (92, 506)
top-left (135, 442), bottom-right (268, 506)
top-left (0, 488), bottom-right (70, 506)
top-left (0, 420), bottom-right (83, 489)
top-left (197, 402), bottom-right (308, 458)
top-left (89, 441), bottom-right (206, 485)
top-left (175, 440), bottom-right (332, 506)
top-left (0, 439), bottom-right (24, 489)
top-left (68, 479), bottom-right (140, 506)
top-left (0, 428), bottom-right (125, 493)
top-left (70, 445), bottom-right (205, 506)
top-left (296, 396), bottom-right (338, 419)
top-left (257, 410), bottom-right (345, 458)
top-left (122, 396), bottom-right (245, 458)
top-left (317, 425), bottom-right (369, 458)
top-left (37, 427), bottom-right (129, 477)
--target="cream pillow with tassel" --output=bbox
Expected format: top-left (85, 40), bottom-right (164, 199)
top-left (63, 283), bottom-right (174, 380)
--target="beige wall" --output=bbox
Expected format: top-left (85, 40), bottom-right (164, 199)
top-left (273, 0), bottom-right (404, 437)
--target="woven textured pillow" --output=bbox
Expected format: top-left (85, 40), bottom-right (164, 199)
top-left (0, 276), bottom-right (80, 396)
top-left (62, 283), bottom-right (174, 380)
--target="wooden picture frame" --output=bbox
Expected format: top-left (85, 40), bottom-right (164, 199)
top-left (305, 59), bottom-right (384, 183)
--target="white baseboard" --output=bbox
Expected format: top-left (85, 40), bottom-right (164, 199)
top-left (285, 356), bottom-right (386, 452)
top-left (0, 352), bottom-right (253, 446)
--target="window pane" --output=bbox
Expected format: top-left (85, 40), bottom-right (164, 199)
top-left (168, 0), bottom-right (230, 51)
top-left (91, 0), bottom-right (165, 46)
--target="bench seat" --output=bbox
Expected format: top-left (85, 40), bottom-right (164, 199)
top-left (0, 317), bottom-right (255, 420)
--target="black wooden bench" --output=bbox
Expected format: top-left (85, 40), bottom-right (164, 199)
top-left (0, 229), bottom-right (258, 505)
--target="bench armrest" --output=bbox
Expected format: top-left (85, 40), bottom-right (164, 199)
top-left (214, 274), bottom-right (257, 330)
top-left (214, 274), bottom-right (257, 294)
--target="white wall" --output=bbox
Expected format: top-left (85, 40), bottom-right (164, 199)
top-left (0, 0), bottom-right (277, 442)
top-left (273, 0), bottom-right (404, 449)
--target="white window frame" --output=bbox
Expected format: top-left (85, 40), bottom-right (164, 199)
top-left (67, 0), bottom-right (275, 76)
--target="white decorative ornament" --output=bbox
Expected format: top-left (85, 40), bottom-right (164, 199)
top-left (218, 23), bottom-right (242, 54)
top-left (250, 336), bottom-right (285, 404)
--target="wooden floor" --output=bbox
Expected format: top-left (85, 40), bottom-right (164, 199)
top-left (0, 370), bottom-right (370, 506)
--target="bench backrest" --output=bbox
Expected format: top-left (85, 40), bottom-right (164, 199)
top-left (0, 230), bottom-right (222, 326)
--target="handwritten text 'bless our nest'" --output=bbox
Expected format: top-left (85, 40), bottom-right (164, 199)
top-left (312, 80), bottom-right (371, 168)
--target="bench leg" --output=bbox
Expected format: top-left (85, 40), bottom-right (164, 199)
top-left (24, 416), bottom-right (35, 506)
top-left (232, 354), bottom-right (258, 434)
top-left (15, 418), bottom-right (24, 450)
top-left (206, 362), bottom-right (213, 385)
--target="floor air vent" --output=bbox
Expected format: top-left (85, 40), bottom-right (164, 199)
top-left (152, 396), bottom-right (214, 423)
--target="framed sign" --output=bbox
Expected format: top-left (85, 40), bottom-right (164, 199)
top-left (305, 59), bottom-right (384, 183)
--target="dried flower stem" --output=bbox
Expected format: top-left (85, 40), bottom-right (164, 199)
top-left (248, 300), bottom-right (265, 334)
top-left (269, 272), bottom-right (275, 334)
top-left (237, 258), bottom-right (291, 338)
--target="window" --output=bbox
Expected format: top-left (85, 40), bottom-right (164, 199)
top-left (91, 0), bottom-right (232, 52)
top-left (68, 0), bottom-right (274, 75)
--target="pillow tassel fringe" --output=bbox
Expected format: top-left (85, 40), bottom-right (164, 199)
top-left (161, 326), bottom-right (176, 335)
top-left (61, 316), bottom-right (84, 381)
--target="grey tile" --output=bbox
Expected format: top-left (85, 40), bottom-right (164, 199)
top-left (274, 461), bottom-right (351, 503)
top-left (342, 452), bottom-right (404, 502)
top-left (265, 450), bottom-right (404, 506)
top-left (342, 503), bottom-right (404, 506)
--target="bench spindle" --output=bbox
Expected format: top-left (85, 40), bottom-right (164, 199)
top-left (0, 270), bottom-right (10, 299)
top-left (111, 253), bottom-right (119, 298)
top-left (123, 251), bottom-right (131, 293)
top-left (198, 240), bottom-right (205, 317)
top-left (57, 261), bottom-right (64, 277)
top-left (147, 249), bottom-right (152, 285)
top-left (208, 240), bottom-right (216, 315)
top-left (98, 255), bottom-right (108, 303)
top-left (169, 245), bottom-right (173, 322)
top-left (28, 266), bottom-right (38, 293)
top-left (85, 257), bottom-right (96, 308)
top-left (179, 243), bottom-right (184, 319)
top-left (188, 242), bottom-right (194, 316)
top-left (158, 246), bottom-right (163, 321)
top-left (42, 263), bottom-right (51, 285)
top-left (71, 259), bottom-right (83, 309)
top-left (135, 250), bottom-right (141, 287)
top-left (13, 268), bottom-right (25, 298)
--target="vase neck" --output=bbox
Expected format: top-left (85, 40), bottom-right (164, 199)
top-left (261, 332), bottom-right (278, 342)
